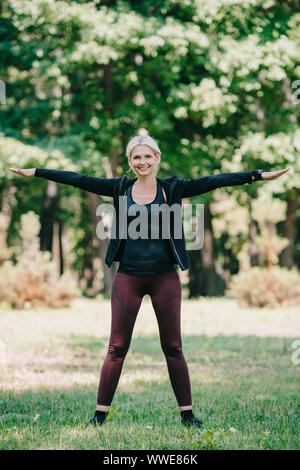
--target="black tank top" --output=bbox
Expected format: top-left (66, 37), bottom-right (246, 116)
top-left (117, 179), bottom-right (177, 276)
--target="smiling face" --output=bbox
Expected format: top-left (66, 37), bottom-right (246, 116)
top-left (129, 144), bottom-right (160, 177)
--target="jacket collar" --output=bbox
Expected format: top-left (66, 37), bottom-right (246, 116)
top-left (119, 174), bottom-right (177, 195)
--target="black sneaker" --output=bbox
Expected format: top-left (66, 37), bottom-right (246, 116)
top-left (86, 410), bottom-right (109, 427)
top-left (181, 416), bottom-right (203, 429)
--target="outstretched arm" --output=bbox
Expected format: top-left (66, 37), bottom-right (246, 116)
top-left (177, 168), bottom-right (290, 198)
top-left (9, 167), bottom-right (121, 197)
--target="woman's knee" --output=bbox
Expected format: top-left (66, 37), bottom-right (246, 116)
top-left (107, 342), bottom-right (129, 360)
top-left (162, 342), bottom-right (183, 358)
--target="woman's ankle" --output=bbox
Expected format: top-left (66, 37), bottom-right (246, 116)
top-left (179, 405), bottom-right (192, 412)
top-left (96, 404), bottom-right (110, 412)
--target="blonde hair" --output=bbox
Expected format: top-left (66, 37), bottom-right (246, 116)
top-left (126, 129), bottom-right (161, 176)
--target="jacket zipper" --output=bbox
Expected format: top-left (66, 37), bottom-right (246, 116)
top-left (159, 181), bottom-right (185, 270)
top-left (169, 236), bottom-right (185, 270)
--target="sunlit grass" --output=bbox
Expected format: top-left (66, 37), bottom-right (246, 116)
top-left (0, 297), bottom-right (299, 449)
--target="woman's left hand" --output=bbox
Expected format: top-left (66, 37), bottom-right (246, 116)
top-left (262, 167), bottom-right (291, 180)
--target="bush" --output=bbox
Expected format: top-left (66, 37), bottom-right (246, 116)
top-left (0, 251), bottom-right (80, 309)
top-left (226, 266), bottom-right (300, 308)
top-left (0, 210), bottom-right (80, 309)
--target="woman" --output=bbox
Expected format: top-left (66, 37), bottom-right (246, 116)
top-left (9, 133), bottom-right (290, 429)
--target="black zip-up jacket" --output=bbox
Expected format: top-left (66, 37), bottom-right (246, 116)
top-left (35, 168), bottom-right (263, 271)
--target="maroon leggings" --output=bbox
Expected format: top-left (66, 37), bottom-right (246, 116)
top-left (97, 270), bottom-right (192, 407)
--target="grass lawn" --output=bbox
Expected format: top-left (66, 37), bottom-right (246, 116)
top-left (0, 295), bottom-right (299, 450)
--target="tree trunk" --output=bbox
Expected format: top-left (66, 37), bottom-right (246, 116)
top-left (0, 184), bottom-right (16, 264)
top-left (103, 60), bottom-right (121, 178)
top-left (51, 220), bottom-right (64, 276)
top-left (249, 218), bottom-right (259, 266)
top-left (39, 180), bottom-right (59, 253)
top-left (188, 247), bottom-right (203, 298)
top-left (249, 190), bottom-right (260, 266)
top-left (81, 224), bottom-right (101, 297)
top-left (188, 202), bottom-right (224, 297)
top-left (280, 190), bottom-right (299, 269)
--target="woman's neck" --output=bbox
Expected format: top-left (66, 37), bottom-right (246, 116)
top-left (135, 174), bottom-right (156, 189)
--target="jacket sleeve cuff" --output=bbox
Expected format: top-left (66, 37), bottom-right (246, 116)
top-left (251, 169), bottom-right (263, 182)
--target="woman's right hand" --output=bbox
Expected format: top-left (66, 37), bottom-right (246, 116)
top-left (9, 168), bottom-right (36, 177)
